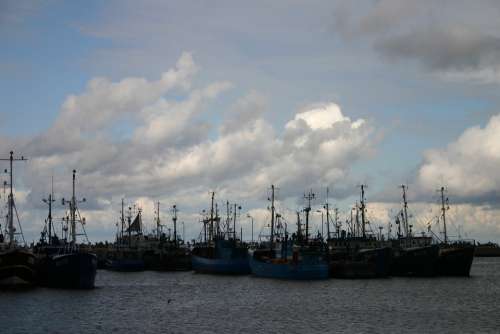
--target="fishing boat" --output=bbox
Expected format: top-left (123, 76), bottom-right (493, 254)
top-left (390, 185), bottom-right (439, 277)
top-left (328, 186), bottom-right (392, 278)
top-left (249, 186), bottom-right (329, 280)
top-left (191, 193), bottom-right (250, 275)
top-left (474, 242), bottom-right (500, 257)
top-left (36, 170), bottom-right (97, 289)
top-left (105, 200), bottom-right (145, 271)
top-left (142, 203), bottom-right (191, 271)
top-left (0, 151), bottom-right (37, 286)
top-left (435, 187), bottom-right (475, 276)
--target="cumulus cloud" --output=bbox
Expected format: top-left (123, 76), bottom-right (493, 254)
top-left (4, 53), bottom-right (375, 242)
top-left (335, 0), bottom-right (500, 83)
top-left (417, 114), bottom-right (500, 203)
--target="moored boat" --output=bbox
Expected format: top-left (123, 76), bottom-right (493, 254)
top-left (35, 170), bottom-right (97, 289)
top-left (435, 187), bottom-right (475, 276)
top-left (191, 193), bottom-right (249, 275)
top-left (249, 186), bottom-right (328, 280)
top-left (390, 185), bottom-right (439, 277)
top-left (0, 151), bottom-right (37, 286)
top-left (328, 186), bottom-right (392, 278)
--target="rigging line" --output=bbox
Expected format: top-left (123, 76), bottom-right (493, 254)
top-left (12, 200), bottom-right (26, 245)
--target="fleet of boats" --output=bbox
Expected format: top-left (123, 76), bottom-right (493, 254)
top-left (0, 150), bottom-right (485, 289)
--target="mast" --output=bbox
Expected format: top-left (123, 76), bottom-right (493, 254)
top-left (360, 185), bottom-right (367, 239)
top-left (209, 192), bottom-right (214, 244)
top-left (440, 186), bottom-right (448, 244)
top-left (401, 185), bottom-right (409, 238)
top-left (0, 151), bottom-right (27, 246)
top-left (296, 211), bottom-right (301, 242)
top-left (121, 199), bottom-right (125, 244)
top-left (270, 185), bottom-right (275, 250)
top-left (325, 187), bottom-right (330, 241)
top-left (304, 190), bottom-right (315, 241)
top-left (355, 202), bottom-right (360, 238)
top-left (226, 201), bottom-right (230, 239)
top-left (43, 192), bottom-right (55, 245)
top-left (128, 206), bottom-right (132, 247)
top-left (334, 208), bottom-right (339, 238)
top-left (156, 201), bottom-right (160, 239)
top-left (70, 170), bottom-right (77, 244)
top-left (172, 204), bottom-right (177, 245)
top-left (233, 203), bottom-right (237, 240)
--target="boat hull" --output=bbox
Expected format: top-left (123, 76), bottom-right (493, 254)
top-left (143, 249), bottom-right (192, 271)
top-left (329, 247), bottom-right (392, 279)
top-left (250, 257), bottom-right (328, 280)
top-left (437, 245), bottom-right (475, 276)
top-left (391, 245), bottom-right (439, 277)
top-left (39, 252), bottom-right (97, 289)
top-left (191, 255), bottom-right (250, 275)
top-left (0, 248), bottom-right (37, 285)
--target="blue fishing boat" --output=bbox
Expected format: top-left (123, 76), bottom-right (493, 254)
top-left (250, 246), bottom-right (329, 280)
top-left (249, 186), bottom-right (329, 280)
top-left (191, 193), bottom-right (250, 275)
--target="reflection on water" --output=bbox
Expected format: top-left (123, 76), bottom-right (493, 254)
top-left (1, 258), bottom-right (500, 333)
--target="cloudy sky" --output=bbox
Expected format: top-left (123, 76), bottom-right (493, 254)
top-left (1, 0), bottom-right (500, 243)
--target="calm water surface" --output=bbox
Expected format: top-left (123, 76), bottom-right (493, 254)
top-left (2, 258), bottom-right (500, 333)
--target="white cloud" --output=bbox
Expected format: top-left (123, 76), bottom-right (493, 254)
top-left (7, 53), bottom-right (376, 243)
top-left (417, 114), bottom-right (500, 200)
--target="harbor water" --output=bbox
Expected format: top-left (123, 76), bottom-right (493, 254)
top-left (2, 257), bottom-right (500, 333)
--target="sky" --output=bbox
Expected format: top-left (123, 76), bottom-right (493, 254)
top-left (1, 0), bottom-right (500, 244)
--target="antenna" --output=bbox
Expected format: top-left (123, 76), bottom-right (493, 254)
top-left (304, 189), bottom-right (315, 241)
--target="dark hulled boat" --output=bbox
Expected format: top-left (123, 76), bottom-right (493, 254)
top-left (191, 193), bottom-right (250, 275)
top-left (105, 202), bottom-right (145, 271)
top-left (37, 245), bottom-right (97, 289)
top-left (328, 186), bottom-right (392, 278)
top-left (390, 186), bottom-right (439, 277)
top-left (0, 151), bottom-right (37, 286)
top-left (474, 242), bottom-right (500, 257)
top-left (249, 187), bottom-right (329, 280)
top-left (141, 203), bottom-right (191, 271)
top-left (435, 187), bottom-right (475, 276)
top-left (391, 241), bottom-right (439, 277)
top-left (0, 246), bottom-right (37, 285)
top-left (35, 170), bottom-right (97, 289)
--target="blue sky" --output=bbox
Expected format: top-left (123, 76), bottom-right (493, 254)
top-left (2, 1), bottom-right (500, 243)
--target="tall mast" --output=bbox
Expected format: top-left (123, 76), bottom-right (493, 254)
top-left (334, 208), bottom-right (339, 238)
top-left (0, 151), bottom-right (27, 246)
top-left (172, 204), bottom-right (177, 245)
top-left (355, 202), bottom-right (360, 237)
top-left (304, 190), bottom-right (315, 241)
top-left (121, 199), bottom-right (125, 244)
top-left (351, 208), bottom-right (356, 237)
top-left (43, 192), bottom-right (55, 245)
top-left (440, 187), bottom-right (448, 244)
top-left (156, 201), bottom-right (160, 239)
top-left (360, 185), bottom-right (367, 239)
top-left (209, 192), bottom-right (214, 243)
top-left (233, 203), bottom-right (237, 240)
top-left (401, 185), bottom-right (409, 238)
top-left (128, 206), bottom-right (132, 247)
top-left (296, 211), bottom-right (301, 242)
top-left (70, 170), bottom-right (77, 244)
top-left (226, 201), bottom-right (230, 239)
top-left (325, 187), bottom-right (330, 241)
top-left (270, 185), bottom-right (275, 250)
